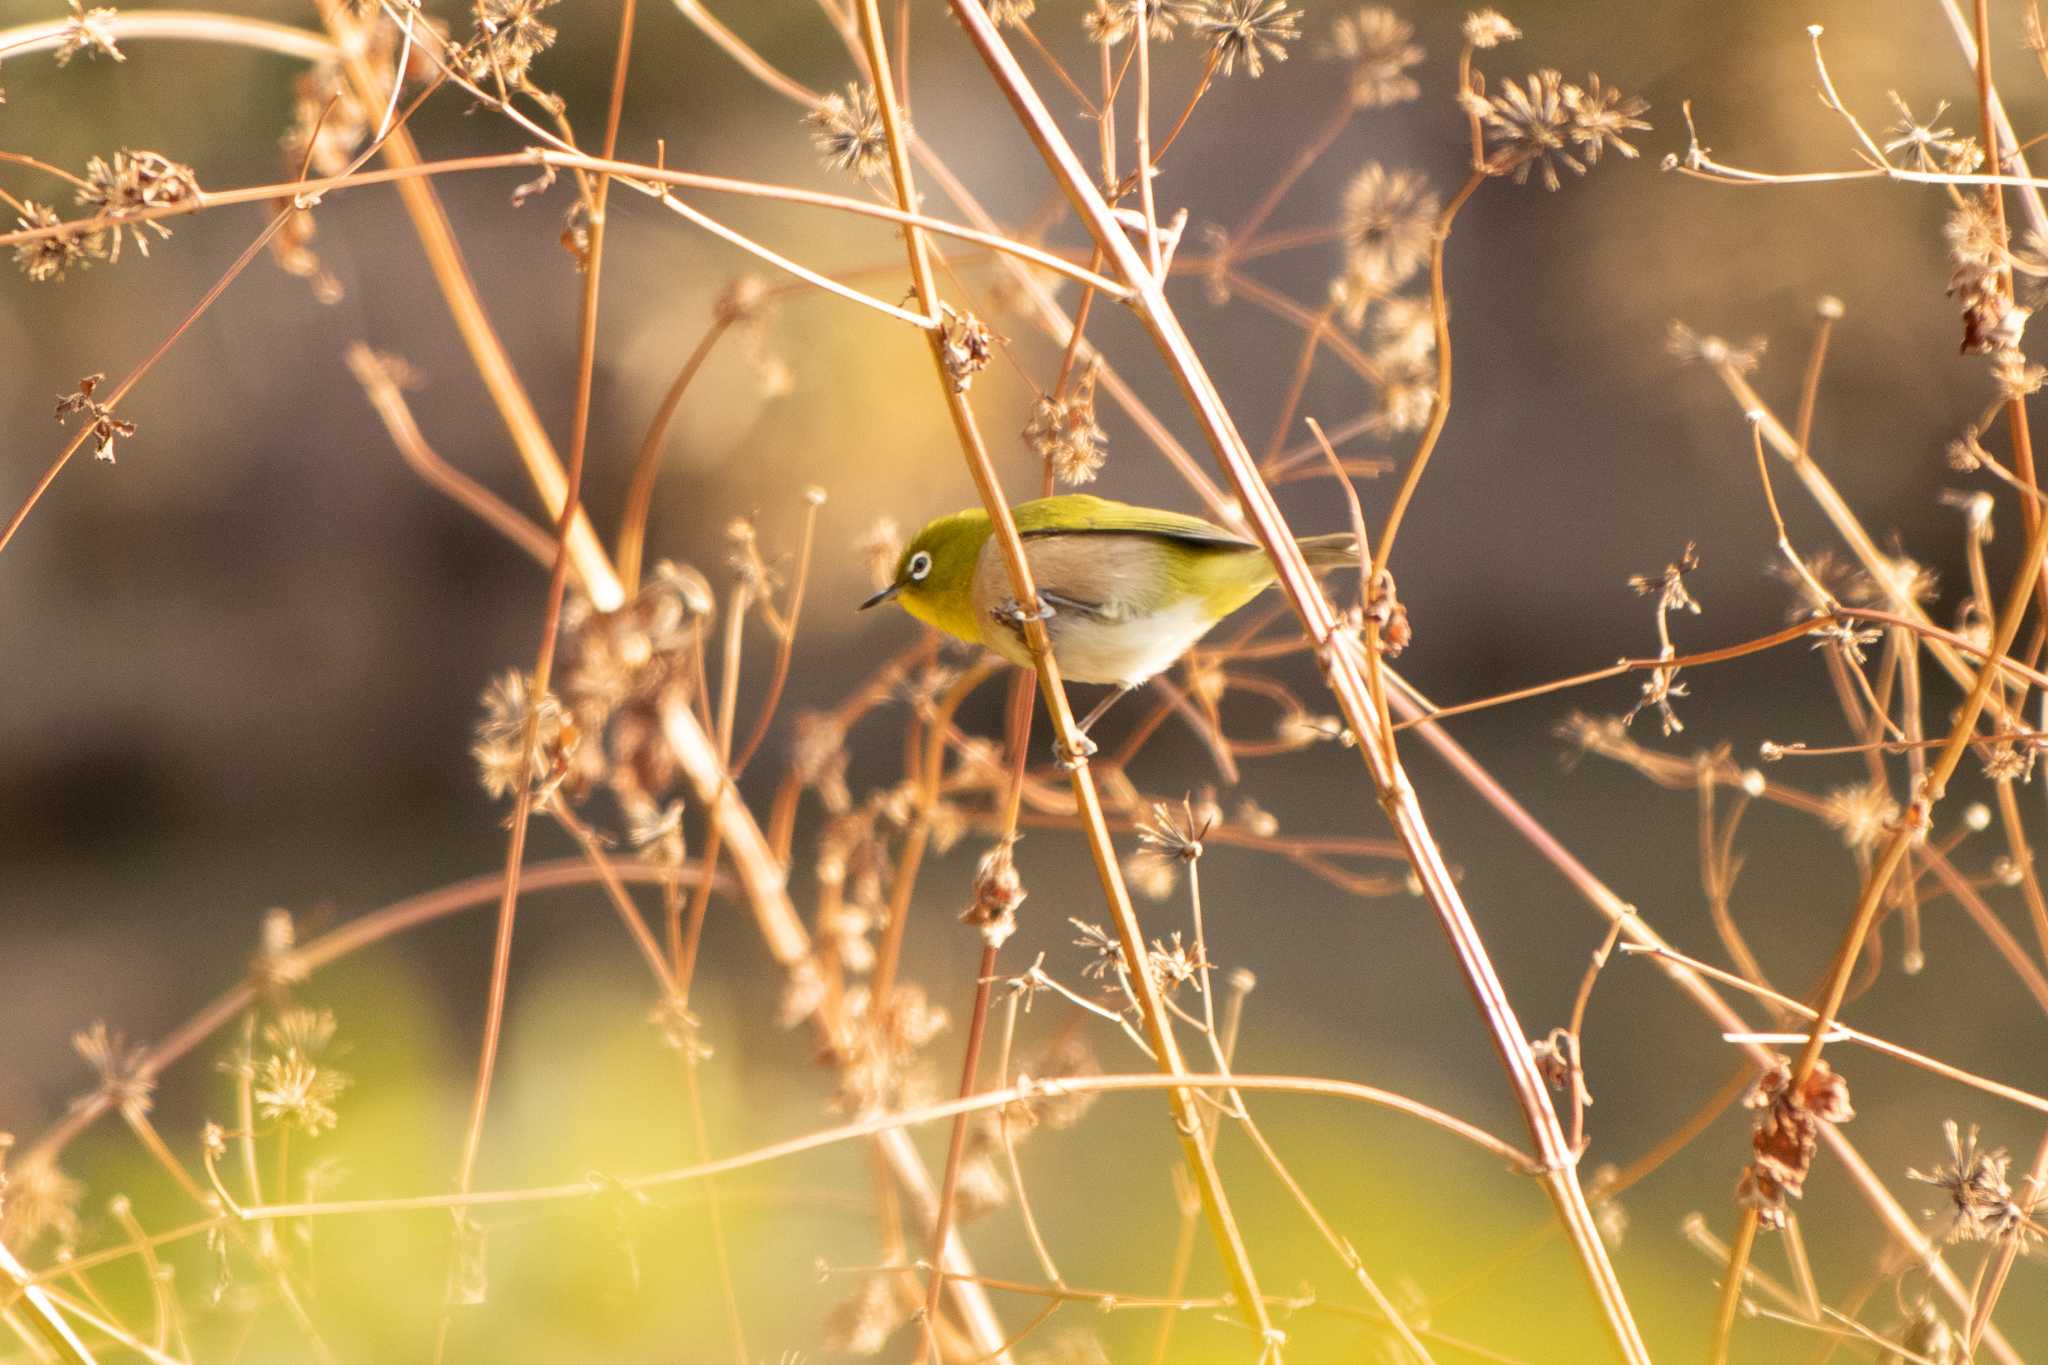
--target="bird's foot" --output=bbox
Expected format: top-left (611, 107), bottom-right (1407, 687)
top-left (1054, 730), bottom-right (1099, 770)
top-left (992, 593), bottom-right (1058, 631)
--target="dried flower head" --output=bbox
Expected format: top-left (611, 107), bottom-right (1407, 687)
top-left (1565, 75), bottom-right (1650, 165)
top-left (822, 1272), bottom-right (908, 1354)
top-left (1341, 163), bottom-right (1439, 291)
top-left (0, 1145), bottom-right (83, 1251)
top-left (1908, 1120), bottom-right (2035, 1245)
top-left (627, 798), bottom-right (686, 868)
top-left (73, 1021), bottom-right (153, 1120)
top-left (807, 83), bottom-right (890, 178)
top-left (77, 149), bottom-right (200, 260)
top-left (1138, 799), bottom-right (1210, 862)
top-left (963, 837), bottom-right (1027, 947)
top-left (1194, 0), bottom-right (1301, 78)
top-left (53, 373), bottom-right (135, 463)
top-left (471, 669), bottom-right (573, 800)
top-left (1476, 69), bottom-right (1581, 189)
top-left (1738, 1055), bottom-right (1853, 1229)
top-left (255, 1053), bottom-right (348, 1135)
top-left (54, 1), bottom-right (123, 65)
top-left (1085, 0), bottom-right (1203, 44)
top-left (1369, 360), bottom-right (1437, 435)
top-left (1324, 7), bottom-right (1423, 107)
top-left (1822, 781), bottom-right (1901, 852)
top-left (1884, 95), bottom-right (1970, 172)
top-left (1462, 9), bottom-right (1520, 49)
top-left (462, 0), bottom-right (559, 90)
top-left (1146, 932), bottom-right (1210, 993)
top-left (1665, 321), bottom-right (1767, 374)
top-left (937, 305), bottom-right (995, 393)
top-left (1025, 362), bottom-right (1109, 485)
top-left (1371, 292), bottom-right (1437, 366)
top-left (13, 201), bottom-right (106, 283)
top-left (986, 0), bottom-right (1038, 26)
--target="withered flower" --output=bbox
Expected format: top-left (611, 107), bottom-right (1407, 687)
top-left (462, 0), bottom-right (559, 90)
top-left (963, 837), bottom-right (1027, 947)
top-left (1025, 361), bottom-right (1109, 485)
top-left (73, 1021), bottom-right (154, 1120)
top-left (1324, 6), bottom-right (1422, 106)
top-left (53, 373), bottom-right (135, 463)
top-left (1193, 0), bottom-right (1301, 78)
top-left (1475, 69), bottom-right (1581, 190)
top-left (54, 0), bottom-right (123, 65)
top-left (1462, 9), bottom-right (1520, 49)
top-left (1341, 163), bottom-right (1439, 291)
top-left (13, 201), bottom-right (105, 283)
top-left (806, 83), bottom-right (890, 178)
top-left (1737, 1055), bottom-right (1852, 1229)
top-left (77, 149), bottom-right (200, 260)
top-left (937, 305), bottom-right (994, 393)
top-left (1908, 1120), bottom-right (2035, 1245)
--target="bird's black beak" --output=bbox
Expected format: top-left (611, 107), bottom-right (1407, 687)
top-left (859, 582), bottom-right (902, 611)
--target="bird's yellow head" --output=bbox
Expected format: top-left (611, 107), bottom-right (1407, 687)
top-left (857, 509), bottom-right (991, 643)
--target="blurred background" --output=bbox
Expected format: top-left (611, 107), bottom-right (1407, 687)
top-left (5, 0), bottom-right (2048, 1359)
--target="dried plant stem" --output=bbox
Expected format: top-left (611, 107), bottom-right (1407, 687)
top-left (328, 46), bottom-right (620, 612)
top-left (853, 1), bottom-right (1279, 1352)
top-left (346, 344), bottom-right (557, 568)
top-left (1710, 476), bottom-right (2048, 1362)
top-left (436, 11), bottom-right (636, 1359)
top-left (0, 1243), bottom-right (96, 1365)
top-left (220, 1070), bottom-right (1531, 1221)
top-left (1, 205), bottom-right (293, 555)
top-left (1384, 677), bottom-right (2023, 1363)
top-left (944, 9), bottom-right (1645, 1359)
top-left (1370, 171), bottom-right (1483, 582)
top-left (917, 944), bottom-right (1001, 1362)
top-left (1618, 943), bottom-right (2048, 1114)
top-left (617, 315), bottom-right (733, 592)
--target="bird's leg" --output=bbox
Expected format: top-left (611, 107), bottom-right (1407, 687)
top-left (991, 592), bottom-right (1058, 639)
top-left (1055, 684), bottom-right (1136, 769)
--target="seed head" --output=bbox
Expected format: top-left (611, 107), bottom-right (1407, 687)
top-left (462, 0), bottom-right (559, 90)
top-left (1476, 70), bottom-right (1581, 190)
top-left (1908, 1120), bottom-right (2035, 1245)
top-left (54, 1), bottom-right (123, 66)
top-left (77, 149), bottom-right (199, 261)
top-left (1323, 7), bottom-right (1423, 107)
top-left (1738, 1055), bottom-right (1852, 1229)
top-left (14, 202), bottom-right (107, 283)
top-left (1462, 9), bottom-right (1520, 49)
top-left (1025, 362), bottom-right (1109, 485)
top-left (1340, 163), bottom-right (1438, 291)
top-left (73, 1021), bottom-right (154, 1120)
top-left (1193, 0), bottom-right (1301, 79)
top-left (806, 83), bottom-right (890, 178)
top-left (1565, 75), bottom-right (1650, 165)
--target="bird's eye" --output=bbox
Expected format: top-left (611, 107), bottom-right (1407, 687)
top-left (908, 551), bottom-right (933, 581)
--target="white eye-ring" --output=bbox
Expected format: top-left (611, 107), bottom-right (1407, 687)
top-left (908, 550), bottom-right (933, 581)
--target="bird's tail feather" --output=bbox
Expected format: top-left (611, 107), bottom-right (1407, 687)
top-left (1296, 532), bottom-right (1362, 574)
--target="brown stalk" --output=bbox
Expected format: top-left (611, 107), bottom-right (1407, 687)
top-left (345, 344), bottom-right (557, 568)
top-left (434, 7), bottom-right (636, 1358)
top-left (617, 314), bottom-right (735, 593)
top-left (944, 10), bottom-right (1646, 1356)
top-left (1382, 676), bottom-right (2023, 1363)
top-left (849, 1), bottom-right (1279, 1352)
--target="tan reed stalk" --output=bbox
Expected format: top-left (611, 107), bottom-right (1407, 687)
top-left (845, 2), bottom-right (1278, 1351)
top-left (942, 5), bottom-right (1648, 1358)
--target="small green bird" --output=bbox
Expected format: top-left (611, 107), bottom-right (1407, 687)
top-left (861, 493), bottom-right (1358, 738)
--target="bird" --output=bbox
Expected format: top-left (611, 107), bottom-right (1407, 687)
top-left (860, 493), bottom-right (1358, 748)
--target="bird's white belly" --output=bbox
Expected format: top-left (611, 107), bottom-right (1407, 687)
top-left (1022, 598), bottom-right (1216, 685)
